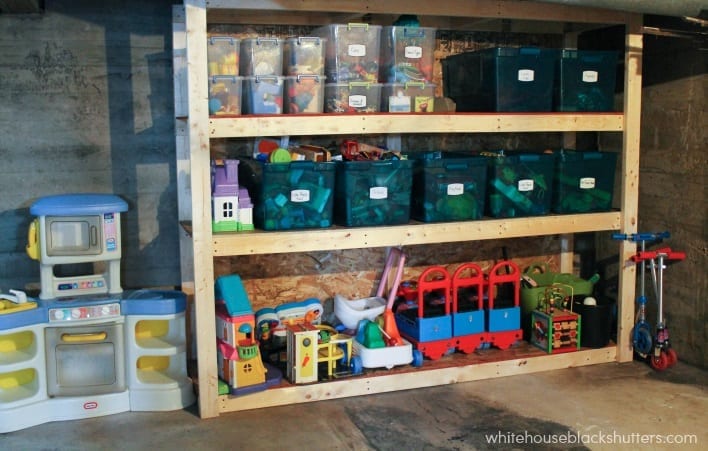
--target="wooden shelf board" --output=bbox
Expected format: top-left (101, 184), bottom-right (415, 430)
top-left (212, 212), bottom-right (621, 256)
top-left (209, 113), bottom-right (624, 139)
top-left (205, 0), bottom-right (627, 25)
top-left (218, 344), bottom-right (617, 413)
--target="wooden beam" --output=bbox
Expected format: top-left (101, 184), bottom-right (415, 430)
top-left (616, 14), bottom-right (643, 363)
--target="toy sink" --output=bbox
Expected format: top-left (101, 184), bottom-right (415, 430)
top-left (0, 299), bottom-right (38, 315)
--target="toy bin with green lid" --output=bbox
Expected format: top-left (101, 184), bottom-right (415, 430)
top-left (238, 159), bottom-right (335, 230)
top-left (325, 82), bottom-right (382, 113)
top-left (442, 47), bottom-right (556, 112)
top-left (312, 23), bottom-right (382, 83)
top-left (334, 159), bottom-right (413, 227)
top-left (552, 150), bottom-right (618, 213)
top-left (380, 26), bottom-right (436, 83)
top-left (554, 49), bottom-right (618, 112)
top-left (411, 152), bottom-right (487, 222)
top-left (485, 151), bottom-right (555, 218)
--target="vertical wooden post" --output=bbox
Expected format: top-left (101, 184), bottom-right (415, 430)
top-left (616, 13), bottom-right (643, 363)
top-left (184, 0), bottom-right (220, 418)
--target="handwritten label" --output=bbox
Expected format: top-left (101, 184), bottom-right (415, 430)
top-left (348, 44), bottom-right (366, 57)
top-left (349, 95), bottom-right (367, 108)
top-left (518, 69), bottom-right (535, 82)
top-left (582, 70), bottom-right (599, 83)
top-left (518, 179), bottom-right (534, 192)
top-left (447, 183), bottom-right (464, 196)
top-left (291, 190), bottom-right (311, 203)
top-left (369, 186), bottom-right (388, 200)
top-left (579, 177), bottom-right (596, 189)
top-left (404, 46), bottom-right (422, 59)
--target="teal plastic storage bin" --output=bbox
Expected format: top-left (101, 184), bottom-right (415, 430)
top-left (554, 50), bottom-right (618, 112)
top-left (442, 47), bottom-right (556, 112)
top-left (412, 153), bottom-right (487, 222)
top-left (334, 160), bottom-right (413, 226)
top-left (552, 150), bottom-right (618, 213)
top-left (239, 159), bottom-right (335, 230)
top-left (485, 152), bottom-right (555, 218)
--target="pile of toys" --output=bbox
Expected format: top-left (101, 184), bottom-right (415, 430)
top-left (216, 248), bottom-right (553, 395)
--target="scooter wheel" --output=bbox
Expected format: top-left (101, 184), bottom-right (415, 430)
top-left (649, 351), bottom-right (669, 371)
top-left (665, 348), bottom-right (678, 367)
top-left (633, 326), bottom-right (653, 356)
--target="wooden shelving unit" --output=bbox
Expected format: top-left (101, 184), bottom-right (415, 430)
top-left (174, 0), bottom-right (643, 419)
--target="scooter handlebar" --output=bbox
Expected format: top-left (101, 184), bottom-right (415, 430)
top-left (612, 231), bottom-right (670, 242)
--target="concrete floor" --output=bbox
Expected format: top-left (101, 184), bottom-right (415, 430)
top-left (3, 361), bottom-right (705, 450)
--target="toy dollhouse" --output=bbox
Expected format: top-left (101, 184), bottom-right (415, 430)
top-left (211, 159), bottom-right (254, 232)
top-left (215, 274), bottom-right (272, 394)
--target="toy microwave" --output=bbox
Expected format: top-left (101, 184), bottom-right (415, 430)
top-left (26, 193), bottom-right (128, 300)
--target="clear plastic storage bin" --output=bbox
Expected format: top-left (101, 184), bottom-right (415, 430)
top-left (207, 35), bottom-right (240, 76)
top-left (313, 23), bottom-right (382, 82)
top-left (284, 75), bottom-right (326, 114)
top-left (240, 37), bottom-right (283, 76)
top-left (208, 75), bottom-right (242, 115)
top-left (381, 82), bottom-right (436, 112)
top-left (325, 82), bottom-right (382, 113)
top-left (242, 75), bottom-right (284, 115)
top-left (380, 26), bottom-right (436, 83)
top-left (283, 37), bottom-right (326, 75)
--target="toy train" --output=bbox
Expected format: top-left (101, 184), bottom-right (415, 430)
top-left (393, 261), bottom-right (523, 360)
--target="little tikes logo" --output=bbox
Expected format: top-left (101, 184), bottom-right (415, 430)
top-left (83, 401), bottom-right (98, 410)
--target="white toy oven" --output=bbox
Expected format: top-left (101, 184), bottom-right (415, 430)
top-left (26, 193), bottom-right (128, 300)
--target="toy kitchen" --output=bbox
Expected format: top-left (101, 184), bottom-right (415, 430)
top-left (0, 194), bottom-right (194, 433)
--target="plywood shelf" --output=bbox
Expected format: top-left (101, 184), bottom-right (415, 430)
top-left (212, 212), bottom-right (621, 256)
top-left (209, 113), bottom-right (624, 139)
top-left (218, 345), bottom-right (617, 413)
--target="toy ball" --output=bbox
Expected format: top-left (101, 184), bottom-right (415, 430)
top-left (583, 296), bottom-right (597, 306)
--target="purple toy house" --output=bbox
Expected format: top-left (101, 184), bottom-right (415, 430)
top-left (211, 159), bottom-right (254, 232)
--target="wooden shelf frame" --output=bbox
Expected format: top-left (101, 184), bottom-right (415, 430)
top-left (175, 0), bottom-right (642, 419)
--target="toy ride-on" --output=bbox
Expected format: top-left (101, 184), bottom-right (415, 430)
top-left (613, 231), bottom-right (686, 370)
top-left (339, 247), bottom-right (423, 371)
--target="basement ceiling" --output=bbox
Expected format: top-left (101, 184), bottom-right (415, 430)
top-left (534, 0), bottom-right (707, 18)
top-left (1, 1), bottom-right (706, 18)
top-left (0, 0), bottom-right (42, 14)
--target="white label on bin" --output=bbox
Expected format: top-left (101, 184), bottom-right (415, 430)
top-left (291, 190), bottom-right (311, 203)
top-left (348, 44), bottom-right (366, 57)
top-left (518, 179), bottom-right (535, 192)
top-left (582, 70), bottom-right (599, 83)
top-left (349, 95), bottom-right (367, 108)
top-left (579, 177), bottom-right (596, 189)
top-left (518, 69), bottom-right (535, 82)
top-left (447, 183), bottom-right (464, 196)
top-left (404, 46), bottom-right (422, 59)
top-left (370, 186), bottom-right (388, 200)
top-left (389, 95), bottom-right (411, 112)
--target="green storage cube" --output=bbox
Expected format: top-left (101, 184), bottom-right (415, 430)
top-left (412, 153), bottom-right (487, 222)
top-left (335, 160), bottom-right (413, 226)
top-left (553, 150), bottom-right (618, 213)
top-left (442, 47), bottom-right (556, 112)
top-left (486, 152), bottom-right (555, 218)
top-left (554, 50), bottom-right (618, 112)
top-left (239, 159), bottom-right (335, 230)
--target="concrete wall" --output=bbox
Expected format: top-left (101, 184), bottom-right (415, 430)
top-left (638, 34), bottom-right (706, 368)
top-left (0, 0), bottom-right (180, 290)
